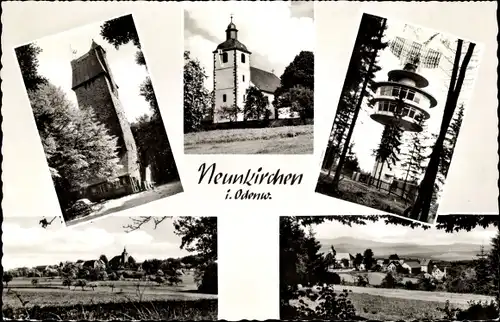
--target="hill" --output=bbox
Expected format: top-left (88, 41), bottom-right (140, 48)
top-left (319, 236), bottom-right (491, 261)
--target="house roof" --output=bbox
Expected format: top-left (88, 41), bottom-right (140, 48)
top-left (404, 261), bottom-right (421, 268)
top-left (336, 253), bottom-right (354, 261)
top-left (388, 261), bottom-right (402, 267)
top-left (250, 67), bottom-right (281, 94)
top-left (420, 259), bottom-right (431, 265)
top-left (432, 266), bottom-right (442, 273)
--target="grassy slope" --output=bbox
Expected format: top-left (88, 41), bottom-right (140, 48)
top-left (184, 125), bottom-right (313, 154)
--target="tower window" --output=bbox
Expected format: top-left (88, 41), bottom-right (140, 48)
top-left (241, 53), bottom-right (246, 63)
top-left (243, 94), bottom-right (246, 101)
top-left (409, 109), bottom-right (415, 118)
top-left (242, 75), bottom-right (245, 82)
top-left (222, 52), bottom-right (228, 63)
top-left (223, 94), bottom-right (227, 102)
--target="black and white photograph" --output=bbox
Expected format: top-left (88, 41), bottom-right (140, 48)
top-left (316, 13), bottom-right (483, 224)
top-left (280, 215), bottom-right (499, 321)
top-left (183, 2), bottom-right (314, 154)
top-left (2, 215), bottom-right (218, 320)
top-left (14, 14), bottom-right (183, 226)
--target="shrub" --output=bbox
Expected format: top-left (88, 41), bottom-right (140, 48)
top-left (292, 286), bottom-right (357, 320)
top-left (74, 279), bottom-right (87, 290)
top-left (62, 278), bottom-right (73, 289)
top-left (456, 300), bottom-right (499, 320)
top-left (405, 280), bottom-right (416, 290)
top-left (31, 278), bottom-right (39, 287)
top-left (356, 275), bottom-right (369, 287)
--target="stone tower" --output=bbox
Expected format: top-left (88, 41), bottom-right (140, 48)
top-left (71, 40), bottom-right (141, 200)
top-left (213, 17), bottom-right (252, 123)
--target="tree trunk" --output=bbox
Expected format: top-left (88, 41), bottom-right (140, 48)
top-left (409, 40), bottom-right (475, 222)
top-left (377, 160), bottom-right (385, 189)
top-left (332, 18), bottom-right (387, 191)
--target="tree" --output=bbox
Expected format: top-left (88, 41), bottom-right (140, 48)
top-left (74, 279), bottom-right (87, 291)
top-left (488, 230), bottom-right (499, 302)
top-left (14, 43), bottom-right (47, 92)
top-left (324, 246), bottom-right (336, 268)
top-left (474, 245), bottom-right (491, 295)
top-left (31, 278), bottom-right (39, 287)
top-left (101, 15), bottom-right (178, 186)
top-left (184, 51), bottom-right (212, 132)
top-left (275, 51), bottom-right (314, 98)
top-left (62, 278), bottom-right (73, 290)
top-left (400, 120), bottom-right (428, 195)
top-left (372, 124), bottom-right (403, 188)
top-left (331, 15), bottom-right (388, 191)
top-left (409, 40), bottom-right (476, 222)
top-left (3, 272), bottom-right (13, 287)
top-left (243, 86), bottom-right (271, 121)
top-left (28, 83), bottom-right (121, 211)
top-left (276, 85), bottom-right (314, 123)
top-left (219, 104), bottom-right (242, 123)
top-left (353, 253), bottom-right (363, 269)
top-left (363, 249), bottom-right (375, 270)
top-left (344, 143), bottom-right (361, 174)
top-left (381, 272), bottom-right (396, 288)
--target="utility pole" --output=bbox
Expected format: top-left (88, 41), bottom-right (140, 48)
top-left (331, 17), bottom-right (387, 191)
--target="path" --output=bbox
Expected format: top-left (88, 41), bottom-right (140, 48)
top-left (67, 181), bottom-right (183, 226)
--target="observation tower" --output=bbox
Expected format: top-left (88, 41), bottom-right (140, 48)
top-left (369, 36), bottom-right (442, 186)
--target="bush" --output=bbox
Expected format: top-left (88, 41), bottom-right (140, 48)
top-left (322, 272), bottom-right (341, 285)
top-left (405, 280), bottom-right (416, 290)
top-left (456, 301), bottom-right (499, 320)
top-left (356, 275), bottom-right (369, 287)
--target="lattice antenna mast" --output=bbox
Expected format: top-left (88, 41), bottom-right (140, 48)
top-left (389, 36), bottom-right (443, 71)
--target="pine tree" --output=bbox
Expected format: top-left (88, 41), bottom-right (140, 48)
top-left (372, 124), bottom-right (403, 188)
top-left (474, 245), bottom-right (490, 295)
top-left (487, 231), bottom-right (499, 302)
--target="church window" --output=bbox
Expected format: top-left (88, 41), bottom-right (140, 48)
top-left (222, 52), bottom-right (228, 63)
top-left (242, 75), bottom-right (245, 82)
top-left (223, 94), bottom-right (227, 102)
top-left (241, 53), bottom-right (246, 63)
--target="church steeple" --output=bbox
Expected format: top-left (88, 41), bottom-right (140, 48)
top-left (226, 15), bottom-right (238, 40)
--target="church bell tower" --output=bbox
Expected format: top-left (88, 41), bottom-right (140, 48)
top-left (213, 16), bottom-right (252, 123)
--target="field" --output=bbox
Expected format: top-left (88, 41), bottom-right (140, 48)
top-left (3, 274), bottom-right (217, 320)
top-left (291, 285), bottom-right (495, 320)
top-left (184, 125), bottom-right (313, 154)
top-left (338, 272), bottom-right (418, 285)
top-left (316, 172), bottom-right (408, 216)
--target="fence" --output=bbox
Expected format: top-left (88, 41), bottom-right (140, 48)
top-left (352, 172), bottom-right (418, 202)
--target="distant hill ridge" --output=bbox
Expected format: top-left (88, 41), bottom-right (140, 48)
top-left (319, 236), bottom-right (492, 261)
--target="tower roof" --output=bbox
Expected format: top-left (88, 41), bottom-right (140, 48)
top-left (214, 16), bottom-right (251, 54)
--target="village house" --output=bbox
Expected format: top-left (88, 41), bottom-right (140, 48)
top-left (402, 260), bottom-right (422, 274)
top-left (431, 265), bottom-right (447, 280)
top-left (386, 260), bottom-right (402, 272)
top-left (419, 259), bottom-right (433, 273)
top-left (83, 259), bottom-right (106, 270)
top-left (336, 253), bottom-right (355, 268)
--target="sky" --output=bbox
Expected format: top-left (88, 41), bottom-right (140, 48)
top-left (2, 216), bottom-right (191, 270)
top-left (184, 1), bottom-right (314, 91)
top-left (29, 16), bottom-right (151, 123)
top-left (311, 217), bottom-right (497, 246)
top-left (348, 18), bottom-right (482, 174)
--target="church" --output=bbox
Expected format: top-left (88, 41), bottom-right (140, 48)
top-left (212, 18), bottom-right (282, 123)
top-left (70, 40), bottom-right (142, 202)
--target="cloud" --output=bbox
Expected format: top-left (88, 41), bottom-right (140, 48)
top-left (184, 2), bottom-right (314, 91)
top-left (2, 222), bottom-right (187, 270)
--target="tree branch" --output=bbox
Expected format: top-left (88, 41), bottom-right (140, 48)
top-left (123, 216), bottom-right (171, 232)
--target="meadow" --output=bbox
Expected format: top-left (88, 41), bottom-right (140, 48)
top-left (2, 274), bottom-right (217, 320)
top-left (184, 125), bottom-right (313, 154)
top-left (291, 286), bottom-right (495, 320)
top-left (338, 271), bottom-right (418, 285)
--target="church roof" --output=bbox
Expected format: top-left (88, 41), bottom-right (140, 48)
top-left (71, 41), bottom-right (108, 90)
top-left (250, 67), bottom-right (281, 94)
top-left (214, 39), bottom-right (251, 54)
